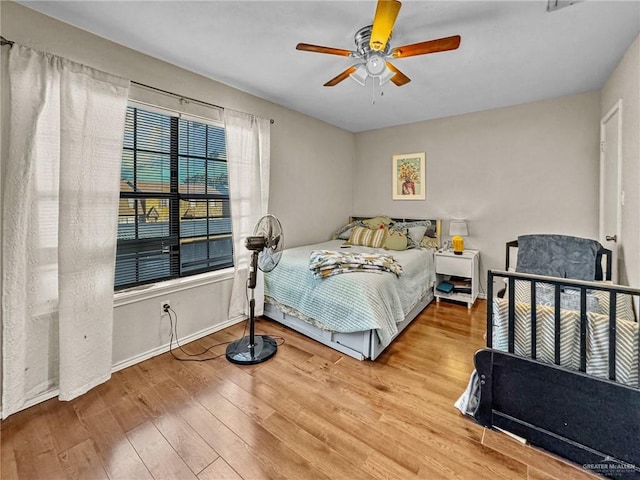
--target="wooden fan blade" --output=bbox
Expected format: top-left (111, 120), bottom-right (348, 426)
top-left (296, 43), bottom-right (353, 57)
top-left (386, 62), bottom-right (411, 86)
top-left (324, 66), bottom-right (357, 87)
top-left (370, 0), bottom-right (402, 52)
top-left (391, 35), bottom-right (461, 58)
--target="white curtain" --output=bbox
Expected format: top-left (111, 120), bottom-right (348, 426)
top-left (225, 110), bottom-right (271, 320)
top-left (1, 44), bottom-right (130, 418)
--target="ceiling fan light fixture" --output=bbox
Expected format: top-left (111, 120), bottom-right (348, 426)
top-left (350, 61), bottom-right (395, 87)
top-left (366, 54), bottom-right (386, 76)
top-left (378, 66), bottom-right (395, 86)
top-left (349, 65), bottom-right (368, 86)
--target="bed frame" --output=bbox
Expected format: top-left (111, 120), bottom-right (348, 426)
top-left (262, 216), bottom-right (439, 360)
top-left (475, 270), bottom-right (640, 479)
top-left (264, 290), bottom-right (432, 360)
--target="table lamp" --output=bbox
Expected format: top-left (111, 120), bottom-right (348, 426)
top-left (449, 220), bottom-right (468, 255)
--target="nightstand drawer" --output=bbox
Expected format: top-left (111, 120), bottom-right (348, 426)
top-left (435, 255), bottom-right (472, 277)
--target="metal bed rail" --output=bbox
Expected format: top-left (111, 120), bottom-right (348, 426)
top-left (487, 269), bottom-right (639, 383)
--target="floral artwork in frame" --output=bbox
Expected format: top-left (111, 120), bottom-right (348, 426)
top-left (392, 152), bottom-right (425, 200)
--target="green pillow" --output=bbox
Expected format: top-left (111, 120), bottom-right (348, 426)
top-left (362, 216), bottom-right (393, 229)
top-left (384, 229), bottom-right (408, 251)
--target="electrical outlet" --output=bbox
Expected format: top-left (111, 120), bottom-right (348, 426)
top-left (160, 300), bottom-right (171, 317)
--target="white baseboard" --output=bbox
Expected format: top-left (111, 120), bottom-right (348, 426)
top-left (112, 315), bottom-right (246, 372)
top-left (2, 316), bottom-right (246, 419)
top-left (496, 426), bottom-right (528, 445)
top-left (2, 388), bottom-right (60, 419)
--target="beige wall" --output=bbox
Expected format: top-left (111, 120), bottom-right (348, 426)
top-left (354, 91), bottom-right (602, 292)
top-left (0, 2), bottom-right (355, 378)
top-left (601, 35), bottom-right (640, 288)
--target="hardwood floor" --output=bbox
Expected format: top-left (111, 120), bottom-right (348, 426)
top-left (1, 300), bottom-right (601, 479)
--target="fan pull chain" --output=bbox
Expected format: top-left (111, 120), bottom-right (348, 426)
top-left (372, 77), bottom-right (385, 105)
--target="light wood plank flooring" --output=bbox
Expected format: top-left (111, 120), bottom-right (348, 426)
top-left (1, 300), bottom-right (601, 479)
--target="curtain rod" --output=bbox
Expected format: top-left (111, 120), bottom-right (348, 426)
top-left (132, 81), bottom-right (275, 125)
top-left (0, 36), bottom-right (274, 125)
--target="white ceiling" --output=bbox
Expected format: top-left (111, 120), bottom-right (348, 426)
top-left (18, 1), bottom-right (640, 133)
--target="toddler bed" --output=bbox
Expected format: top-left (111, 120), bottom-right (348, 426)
top-left (470, 271), bottom-right (640, 479)
top-left (457, 235), bottom-right (639, 478)
top-left (263, 217), bottom-right (439, 360)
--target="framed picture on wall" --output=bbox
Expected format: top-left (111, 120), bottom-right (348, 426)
top-left (392, 152), bottom-right (426, 200)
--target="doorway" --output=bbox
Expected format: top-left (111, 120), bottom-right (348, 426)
top-left (599, 100), bottom-right (623, 283)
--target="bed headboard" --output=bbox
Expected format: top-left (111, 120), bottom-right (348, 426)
top-left (349, 216), bottom-right (441, 248)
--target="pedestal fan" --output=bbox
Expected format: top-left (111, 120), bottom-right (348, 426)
top-left (226, 214), bottom-right (284, 365)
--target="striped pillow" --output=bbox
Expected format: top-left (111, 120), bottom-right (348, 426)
top-left (346, 226), bottom-right (387, 248)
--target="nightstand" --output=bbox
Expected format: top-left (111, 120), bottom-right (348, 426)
top-left (434, 249), bottom-right (480, 309)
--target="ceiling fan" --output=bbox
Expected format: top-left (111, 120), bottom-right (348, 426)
top-left (296, 0), bottom-right (461, 88)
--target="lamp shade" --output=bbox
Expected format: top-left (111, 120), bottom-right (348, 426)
top-left (349, 65), bottom-right (367, 86)
top-left (350, 61), bottom-right (395, 87)
top-left (449, 220), bottom-right (468, 237)
top-left (378, 66), bottom-right (395, 85)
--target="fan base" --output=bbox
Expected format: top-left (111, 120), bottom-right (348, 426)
top-left (225, 335), bottom-right (277, 365)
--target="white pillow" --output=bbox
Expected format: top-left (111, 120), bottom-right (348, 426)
top-left (391, 223), bottom-right (427, 245)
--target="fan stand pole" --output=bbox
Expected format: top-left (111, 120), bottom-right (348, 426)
top-left (248, 287), bottom-right (255, 349)
top-left (225, 251), bottom-right (278, 365)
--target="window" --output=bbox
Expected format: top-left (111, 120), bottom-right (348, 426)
top-left (115, 104), bottom-right (233, 290)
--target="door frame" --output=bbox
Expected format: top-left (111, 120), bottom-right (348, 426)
top-left (599, 99), bottom-right (623, 281)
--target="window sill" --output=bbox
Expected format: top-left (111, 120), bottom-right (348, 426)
top-left (113, 267), bottom-right (235, 308)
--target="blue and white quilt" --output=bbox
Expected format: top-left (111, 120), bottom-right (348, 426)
top-left (264, 240), bottom-right (435, 347)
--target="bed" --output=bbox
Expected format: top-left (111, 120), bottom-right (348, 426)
top-left (460, 236), bottom-right (640, 479)
top-left (263, 217), bottom-right (439, 360)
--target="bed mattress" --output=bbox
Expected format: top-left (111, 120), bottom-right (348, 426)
top-left (264, 240), bottom-right (434, 346)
